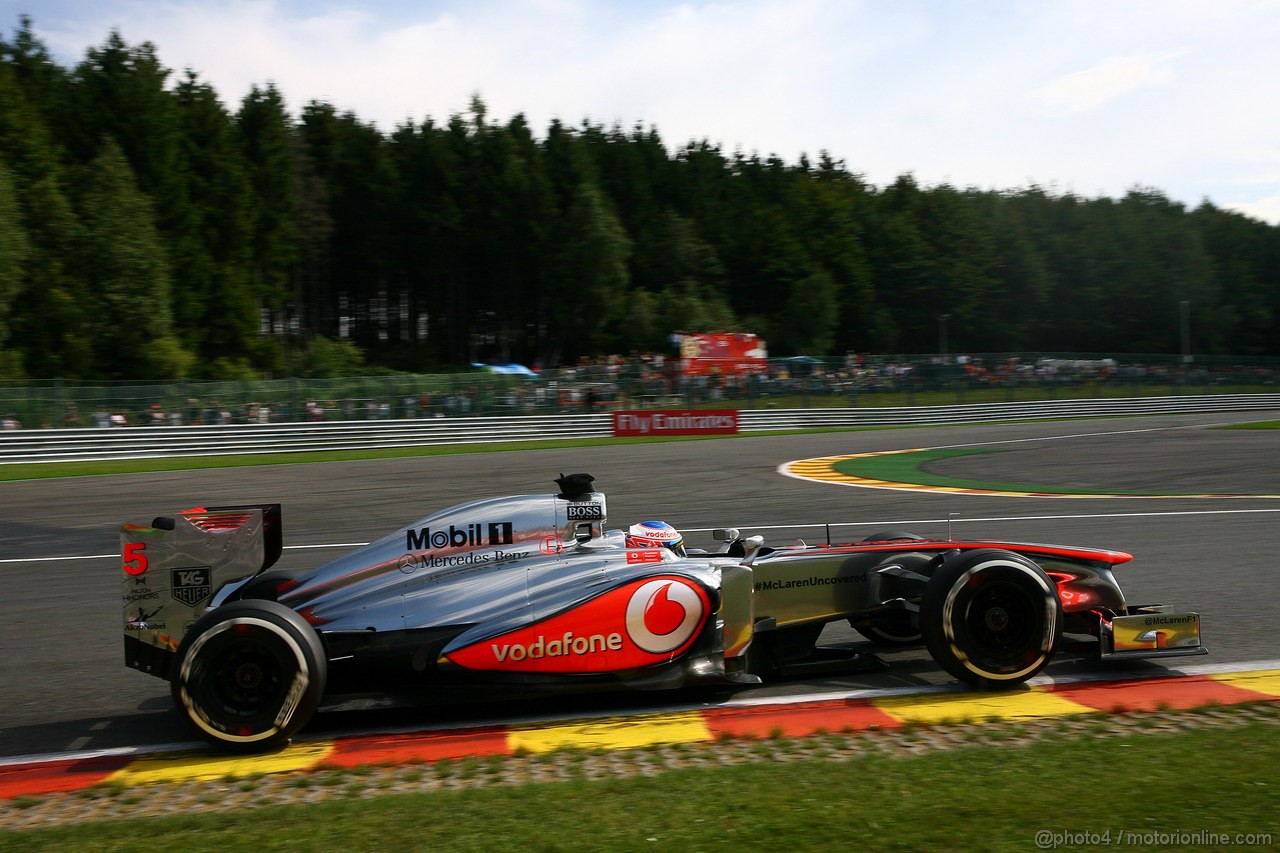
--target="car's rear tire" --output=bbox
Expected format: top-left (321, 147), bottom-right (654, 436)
top-left (856, 530), bottom-right (925, 544)
top-left (852, 611), bottom-right (922, 646)
top-left (921, 549), bottom-right (1061, 690)
top-left (852, 532), bottom-right (927, 644)
top-left (171, 599), bottom-right (326, 752)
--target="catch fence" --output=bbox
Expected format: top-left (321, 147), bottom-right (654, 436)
top-left (2, 394), bottom-right (1277, 464)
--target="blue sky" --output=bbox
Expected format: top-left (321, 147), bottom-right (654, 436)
top-left (4, 0), bottom-right (1278, 223)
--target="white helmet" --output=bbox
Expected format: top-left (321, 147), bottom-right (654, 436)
top-left (625, 521), bottom-right (686, 557)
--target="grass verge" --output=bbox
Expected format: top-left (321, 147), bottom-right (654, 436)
top-left (0, 427), bottom-right (893, 482)
top-left (830, 447), bottom-right (1164, 495)
top-left (829, 446), bottom-right (1273, 496)
top-left (2, 417), bottom-right (1275, 484)
top-left (3, 717), bottom-right (1275, 852)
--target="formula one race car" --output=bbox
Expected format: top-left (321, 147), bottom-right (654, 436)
top-left (120, 474), bottom-right (1206, 752)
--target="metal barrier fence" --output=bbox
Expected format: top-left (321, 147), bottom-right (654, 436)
top-left (2, 394), bottom-right (1277, 464)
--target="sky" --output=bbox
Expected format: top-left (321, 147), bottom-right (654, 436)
top-left (3, 0), bottom-right (1279, 224)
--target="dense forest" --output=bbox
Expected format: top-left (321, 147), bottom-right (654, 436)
top-left (1, 17), bottom-right (1278, 382)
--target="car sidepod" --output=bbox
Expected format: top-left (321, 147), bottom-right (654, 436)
top-left (439, 555), bottom-right (731, 689)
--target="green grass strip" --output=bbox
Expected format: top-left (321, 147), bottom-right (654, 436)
top-left (0, 425), bottom-right (953, 483)
top-left (4, 721), bottom-right (1275, 851)
top-left (832, 447), bottom-right (1212, 496)
top-left (0, 431), bottom-right (823, 483)
top-left (3, 417), bottom-right (1276, 484)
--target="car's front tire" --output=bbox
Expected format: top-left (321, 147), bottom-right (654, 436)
top-left (921, 549), bottom-right (1061, 689)
top-left (171, 599), bottom-right (326, 752)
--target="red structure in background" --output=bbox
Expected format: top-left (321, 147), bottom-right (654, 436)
top-left (679, 333), bottom-right (768, 376)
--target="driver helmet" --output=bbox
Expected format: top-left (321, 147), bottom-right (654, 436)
top-left (625, 520), bottom-right (686, 557)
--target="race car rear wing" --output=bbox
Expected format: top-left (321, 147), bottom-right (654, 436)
top-left (121, 504), bottom-right (282, 680)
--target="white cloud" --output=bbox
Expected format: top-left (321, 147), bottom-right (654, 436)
top-left (1225, 194), bottom-right (1280, 224)
top-left (1032, 51), bottom-right (1182, 114)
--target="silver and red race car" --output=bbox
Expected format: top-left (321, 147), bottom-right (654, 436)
top-left (120, 474), bottom-right (1206, 752)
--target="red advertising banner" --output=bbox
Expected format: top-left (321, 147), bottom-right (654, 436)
top-left (612, 409), bottom-right (739, 437)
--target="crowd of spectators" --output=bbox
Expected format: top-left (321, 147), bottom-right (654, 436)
top-left (541, 352), bottom-right (1279, 403)
top-left (2, 354), bottom-right (1275, 431)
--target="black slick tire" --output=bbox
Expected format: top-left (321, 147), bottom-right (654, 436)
top-left (852, 532), bottom-right (926, 644)
top-left (171, 599), bottom-right (326, 752)
top-left (920, 548), bottom-right (1061, 690)
top-left (856, 530), bottom-right (925, 544)
top-left (853, 612), bottom-right (923, 646)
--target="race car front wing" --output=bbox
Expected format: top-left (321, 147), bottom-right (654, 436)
top-left (1099, 605), bottom-right (1208, 660)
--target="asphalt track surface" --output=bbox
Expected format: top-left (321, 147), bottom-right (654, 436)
top-left (2, 411), bottom-right (1278, 760)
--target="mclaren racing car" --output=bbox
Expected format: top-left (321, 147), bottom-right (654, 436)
top-left (119, 474), bottom-right (1206, 752)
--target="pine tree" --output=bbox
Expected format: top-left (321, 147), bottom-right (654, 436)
top-left (172, 70), bottom-right (256, 373)
top-left (74, 140), bottom-right (189, 378)
top-left (0, 161), bottom-right (29, 379)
